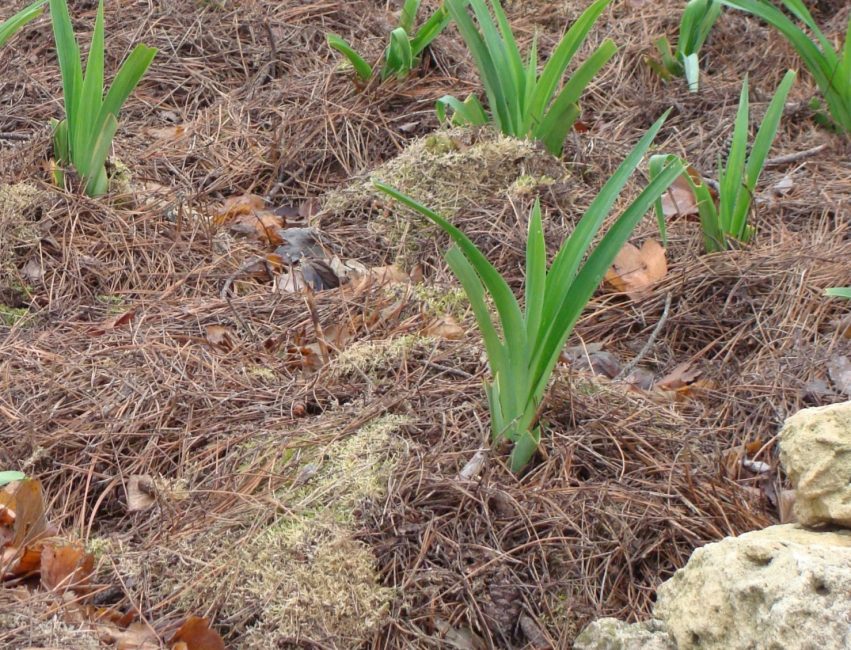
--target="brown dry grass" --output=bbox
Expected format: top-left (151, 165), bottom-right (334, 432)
top-left (1, 0), bottom-right (849, 648)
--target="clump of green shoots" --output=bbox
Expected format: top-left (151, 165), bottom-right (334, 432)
top-left (649, 0), bottom-right (722, 92)
top-left (0, 1), bottom-right (45, 48)
top-left (375, 113), bottom-right (684, 472)
top-left (438, 0), bottom-right (617, 155)
top-left (651, 70), bottom-right (795, 252)
top-left (48, 0), bottom-right (156, 197)
top-left (718, 0), bottom-right (850, 133)
top-left (327, 0), bottom-right (457, 82)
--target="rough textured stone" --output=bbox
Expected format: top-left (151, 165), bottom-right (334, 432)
top-left (653, 524), bottom-right (851, 650)
top-left (779, 401), bottom-right (851, 527)
top-left (574, 618), bottom-right (675, 650)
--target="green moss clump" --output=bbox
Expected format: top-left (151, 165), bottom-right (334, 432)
top-left (0, 305), bottom-right (28, 326)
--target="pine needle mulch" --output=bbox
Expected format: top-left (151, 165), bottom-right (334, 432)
top-left (1, 0), bottom-right (849, 647)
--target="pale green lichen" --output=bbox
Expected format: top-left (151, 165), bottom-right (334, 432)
top-left (115, 414), bottom-right (408, 647)
top-left (509, 173), bottom-right (557, 197)
top-left (409, 282), bottom-right (468, 318)
top-left (330, 334), bottom-right (433, 377)
top-left (0, 183), bottom-right (48, 282)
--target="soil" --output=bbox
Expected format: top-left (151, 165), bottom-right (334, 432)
top-left (0, 0), bottom-right (849, 648)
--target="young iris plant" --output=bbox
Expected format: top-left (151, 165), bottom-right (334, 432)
top-left (48, 0), bottom-right (156, 197)
top-left (717, 0), bottom-right (850, 133)
top-left (650, 0), bottom-right (722, 92)
top-left (0, 0), bottom-right (45, 48)
top-left (438, 0), bottom-right (616, 155)
top-left (826, 287), bottom-right (851, 299)
top-left (375, 112), bottom-right (684, 472)
top-left (651, 70), bottom-right (795, 252)
top-left (327, 0), bottom-right (457, 82)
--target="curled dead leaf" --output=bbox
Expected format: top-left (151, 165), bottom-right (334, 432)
top-left (40, 542), bottom-right (94, 595)
top-left (126, 475), bottom-right (157, 513)
top-left (423, 316), bottom-right (465, 341)
top-left (87, 309), bottom-right (137, 336)
top-left (205, 325), bottom-right (236, 352)
top-left (604, 240), bottom-right (667, 300)
top-left (655, 361), bottom-right (701, 392)
top-left (170, 616), bottom-right (226, 650)
top-left (0, 478), bottom-right (47, 550)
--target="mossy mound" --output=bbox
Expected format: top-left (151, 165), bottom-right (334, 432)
top-left (0, 596), bottom-right (102, 650)
top-left (322, 126), bottom-right (567, 268)
top-left (0, 182), bottom-right (49, 272)
top-left (104, 414), bottom-right (408, 647)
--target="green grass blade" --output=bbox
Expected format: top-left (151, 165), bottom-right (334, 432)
top-left (779, 0), bottom-right (830, 50)
top-left (0, 471), bottom-right (26, 487)
top-left (327, 33), bottom-right (373, 81)
top-left (524, 199), bottom-right (547, 344)
top-left (410, 3), bottom-right (453, 55)
top-left (96, 43), bottom-right (156, 128)
top-left (467, 0), bottom-right (520, 133)
top-left (825, 287), bottom-right (851, 299)
top-left (649, 154), bottom-right (672, 245)
top-left (83, 112), bottom-right (117, 196)
top-left (400, 0), bottom-right (420, 34)
top-left (530, 157), bottom-right (684, 398)
top-left (445, 246), bottom-right (509, 379)
top-left (521, 34), bottom-right (539, 133)
top-left (539, 111), bottom-right (670, 337)
top-left (534, 39), bottom-right (616, 153)
top-left (719, 76), bottom-right (749, 234)
top-left (490, 0), bottom-right (526, 126)
top-left (48, 0), bottom-right (83, 151)
top-left (683, 53), bottom-right (700, 92)
top-left (0, 0), bottom-right (45, 47)
top-left (373, 181), bottom-right (528, 372)
top-left (732, 69), bottom-right (795, 239)
top-left (385, 27), bottom-right (414, 78)
top-left (436, 94), bottom-right (489, 125)
top-left (717, 1), bottom-right (837, 99)
top-left (75, 0), bottom-right (106, 177)
top-left (446, 0), bottom-right (511, 131)
top-left (530, 0), bottom-right (613, 120)
top-left (509, 427), bottom-right (540, 472)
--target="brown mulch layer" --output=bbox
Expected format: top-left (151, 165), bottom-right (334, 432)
top-left (1, 0), bottom-right (850, 647)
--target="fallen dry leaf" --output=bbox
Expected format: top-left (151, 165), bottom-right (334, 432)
top-left (604, 239), bottom-right (667, 299)
top-left (656, 362), bottom-right (701, 391)
top-left (423, 316), bottom-right (465, 341)
top-left (0, 478), bottom-right (47, 550)
top-left (87, 309), bottom-right (137, 336)
top-left (205, 325), bottom-right (236, 352)
top-left (170, 616), bottom-right (226, 650)
top-left (109, 621), bottom-right (161, 650)
top-left (20, 258), bottom-right (43, 284)
top-left (146, 125), bottom-right (187, 140)
top-left (40, 542), bottom-right (94, 595)
top-left (660, 174), bottom-right (699, 218)
top-left (126, 475), bottom-right (157, 513)
top-left (228, 211), bottom-right (285, 246)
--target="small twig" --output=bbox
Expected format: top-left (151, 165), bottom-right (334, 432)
top-left (764, 144), bottom-right (827, 168)
top-left (0, 132), bottom-right (30, 142)
top-left (424, 361), bottom-right (474, 379)
top-left (616, 292), bottom-right (672, 380)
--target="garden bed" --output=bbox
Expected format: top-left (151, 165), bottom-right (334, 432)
top-left (1, 0), bottom-right (849, 648)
